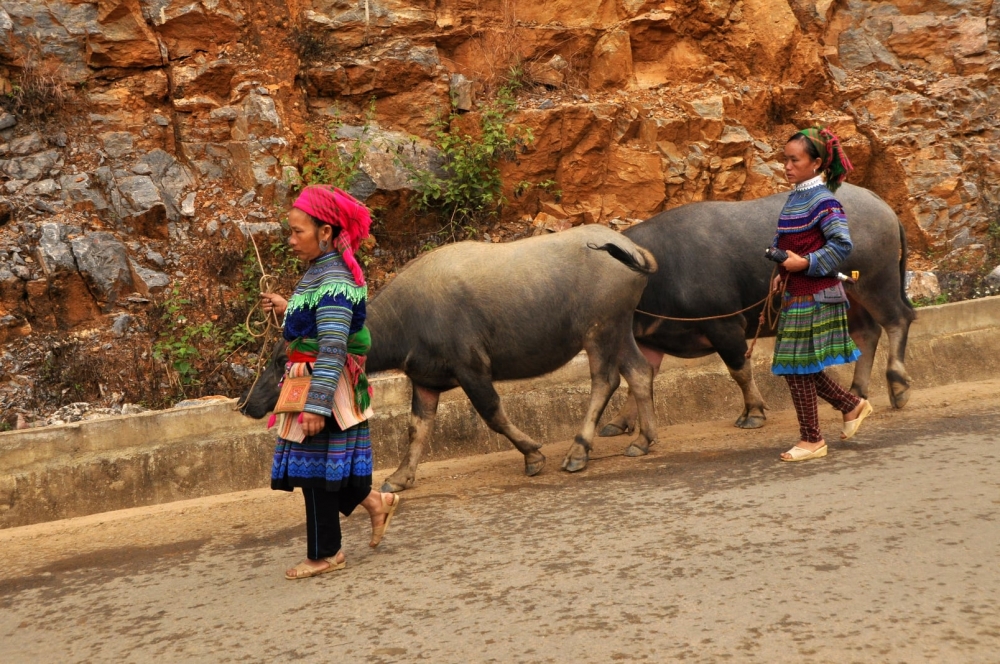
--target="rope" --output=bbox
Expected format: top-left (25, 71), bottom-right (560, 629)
top-left (631, 267), bottom-right (787, 360)
top-left (233, 233), bottom-right (282, 411)
top-left (745, 270), bottom-right (787, 358)
top-left (634, 266), bottom-right (784, 323)
top-left (635, 294), bottom-right (772, 322)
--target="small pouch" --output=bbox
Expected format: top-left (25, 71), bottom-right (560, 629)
top-left (273, 374), bottom-right (312, 413)
top-left (814, 282), bottom-right (848, 304)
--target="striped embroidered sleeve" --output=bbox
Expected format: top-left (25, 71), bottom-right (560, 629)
top-left (805, 202), bottom-right (853, 277)
top-left (303, 292), bottom-right (354, 417)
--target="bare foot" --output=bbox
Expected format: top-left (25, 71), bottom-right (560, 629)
top-left (780, 439), bottom-right (826, 461)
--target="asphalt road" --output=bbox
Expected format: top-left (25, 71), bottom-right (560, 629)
top-left (1, 381), bottom-right (998, 663)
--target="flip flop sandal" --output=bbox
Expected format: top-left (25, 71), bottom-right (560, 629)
top-left (841, 400), bottom-right (873, 440)
top-left (285, 556), bottom-right (346, 580)
top-left (781, 444), bottom-right (828, 462)
top-left (370, 493), bottom-right (401, 548)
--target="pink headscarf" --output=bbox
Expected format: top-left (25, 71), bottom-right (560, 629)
top-left (292, 185), bottom-right (371, 286)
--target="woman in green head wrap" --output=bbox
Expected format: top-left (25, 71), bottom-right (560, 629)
top-left (769, 127), bottom-right (873, 462)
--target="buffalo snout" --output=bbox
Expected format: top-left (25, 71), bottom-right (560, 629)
top-left (238, 340), bottom-right (286, 419)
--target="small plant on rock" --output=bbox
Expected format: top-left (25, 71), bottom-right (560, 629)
top-left (300, 101), bottom-right (376, 191)
top-left (152, 287), bottom-right (218, 391)
top-left (402, 84), bottom-right (533, 243)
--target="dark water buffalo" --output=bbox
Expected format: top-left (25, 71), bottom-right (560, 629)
top-left (241, 225), bottom-right (659, 491)
top-left (601, 183), bottom-right (916, 436)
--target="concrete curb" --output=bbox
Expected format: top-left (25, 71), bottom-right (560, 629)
top-left (2, 295), bottom-right (999, 528)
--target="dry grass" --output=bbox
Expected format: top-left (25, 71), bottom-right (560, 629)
top-left (1, 34), bottom-right (74, 118)
top-left (471, 0), bottom-right (524, 97)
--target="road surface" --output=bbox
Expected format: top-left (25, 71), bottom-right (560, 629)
top-left (1, 379), bottom-right (998, 662)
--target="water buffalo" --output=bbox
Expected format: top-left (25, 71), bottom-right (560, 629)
top-left (240, 224), bottom-right (659, 491)
top-left (599, 183), bottom-right (915, 437)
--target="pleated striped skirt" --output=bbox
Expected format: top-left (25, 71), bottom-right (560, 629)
top-left (271, 418), bottom-right (373, 492)
top-left (771, 295), bottom-right (861, 375)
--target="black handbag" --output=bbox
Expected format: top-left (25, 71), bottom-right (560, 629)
top-left (814, 282), bottom-right (848, 304)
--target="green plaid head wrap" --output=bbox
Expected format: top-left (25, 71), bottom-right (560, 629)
top-left (795, 127), bottom-right (854, 192)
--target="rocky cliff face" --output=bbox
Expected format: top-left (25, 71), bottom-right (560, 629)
top-left (0, 0), bottom-right (997, 423)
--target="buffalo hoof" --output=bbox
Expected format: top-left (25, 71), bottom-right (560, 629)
top-left (890, 387), bottom-right (910, 409)
top-left (735, 414), bottom-right (766, 429)
top-left (561, 455), bottom-right (588, 473)
top-left (599, 423), bottom-right (631, 437)
top-left (524, 454), bottom-right (546, 477)
top-left (380, 478), bottom-right (411, 493)
top-left (623, 443), bottom-right (649, 457)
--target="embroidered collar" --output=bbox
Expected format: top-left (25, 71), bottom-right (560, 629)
top-left (793, 175), bottom-right (826, 192)
top-left (284, 249), bottom-right (367, 319)
top-left (311, 251), bottom-right (338, 267)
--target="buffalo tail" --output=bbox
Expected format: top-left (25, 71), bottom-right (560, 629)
top-left (898, 220), bottom-right (916, 315)
top-left (587, 242), bottom-right (657, 275)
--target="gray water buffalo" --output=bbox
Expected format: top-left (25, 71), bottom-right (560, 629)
top-left (600, 183), bottom-right (916, 437)
top-left (240, 224), bottom-right (659, 491)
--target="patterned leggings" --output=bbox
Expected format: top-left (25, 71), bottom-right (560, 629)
top-left (784, 371), bottom-right (863, 443)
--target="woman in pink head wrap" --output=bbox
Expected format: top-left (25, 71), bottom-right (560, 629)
top-left (260, 185), bottom-right (401, 580)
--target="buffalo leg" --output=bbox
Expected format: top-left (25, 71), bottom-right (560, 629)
top-left (598, 344), bottom-right (663, 437)
top-left (882, 319), bottom-right (913, 408)
top-left (456, 371), bottom-right (546, 477)
top-left (561, 343), bottom-right (623, 473)
top-left (703, 319), bottom-right (767, 429)
top-left (727, 362), bottom-right (767, 429)
top-left (381, 383), bottom-right (440, 492)
top-left (618, 337), bottom-right (658, 458)
top-left (852, 291), bottom-right (915, 408)
top-left (846, 300), bottom-right (880, 400)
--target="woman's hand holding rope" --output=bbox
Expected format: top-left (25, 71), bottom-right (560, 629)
top-left (260, 292), bottom-right (287, 321)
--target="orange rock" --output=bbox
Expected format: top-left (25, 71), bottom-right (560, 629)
top-left (589, 31), bottom-right (634, 92)
top-left (149, 0), bottom-right (242, 59)
top-left (87, 0), bottom-right (163, 68)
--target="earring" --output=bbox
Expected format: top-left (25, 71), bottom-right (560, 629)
top-left (319, 239), bottom-right (329, 252)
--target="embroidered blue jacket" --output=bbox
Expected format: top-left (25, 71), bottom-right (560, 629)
top-left (283, 251), bottom-right (367, 417)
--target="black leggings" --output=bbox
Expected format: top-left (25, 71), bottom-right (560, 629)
top-left (303, 485), bottom-right (371, 560)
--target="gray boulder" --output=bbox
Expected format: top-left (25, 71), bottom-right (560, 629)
top-left (0, 149), bottom-right (60, 181)
top-left (332, 126), bottom-right (444, 201)
top-left (60, 172), bottom-right (109, 212)
top-left (113, 175), bottom-right (168, 237)
top-left (111, 313), bottom-right (132, 337)
top-left (130, 259), bottom-right (170, 294)
top-left (7, 132), bottom-right (45, 156)
top-left (134, 149), bottom-right (196, 220)
top-left (985, 265), bottom-right (1000, 287)
top-left (100, 132), bottom-right (135, 159)
top-left (36, 222), bottom-right (78, 275)
top-left (838, 27), bottom-right (901, 71)
top-left (21, 179), bottom-right (60, 197)
top-left (905, 270), bottom-right (941, 301)
top-left (69, 232), bottom-right (135, 306)
top-left (450, 74), bottom-right (474, 111)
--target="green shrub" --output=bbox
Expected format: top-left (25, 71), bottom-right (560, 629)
top-left (402, 85), bottom-right (534, 242)
top-left (300, 102), bottom-right (376, 190)
top-left (152, 288), bottom-right (218, 390)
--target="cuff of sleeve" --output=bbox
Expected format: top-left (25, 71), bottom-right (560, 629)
top-left (804, 253), bottom-right (819, 276)
top-left (303, 404), bottom-right (332, 418)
